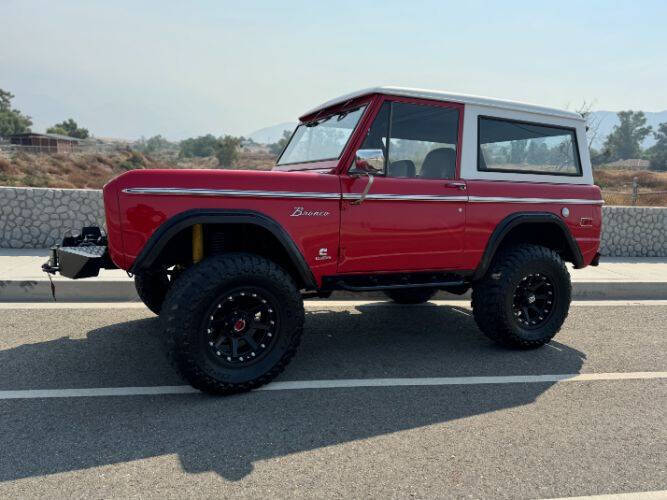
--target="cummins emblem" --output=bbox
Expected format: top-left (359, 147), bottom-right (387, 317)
top-left (315, 248), bottom-right (331, 261)
top-left (290, 207), bottom-right (330, 217)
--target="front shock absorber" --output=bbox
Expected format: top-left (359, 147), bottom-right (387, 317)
top-left (192, 224), bottom-right (204, 264)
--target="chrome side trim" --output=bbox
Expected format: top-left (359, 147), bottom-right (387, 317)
top-left (468, 196), bottom-right (604, 205)
top-left (122, 188), bottom-right (341, 200)
top-left (122, 188), bottom-right (603, 205)
top-left (342, 193), bottom-right (468, 202)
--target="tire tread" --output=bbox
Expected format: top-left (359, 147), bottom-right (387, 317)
top-left (161, 253), bottom-right (304, 395)
top-left (471, 244), bottom-right (571, 349)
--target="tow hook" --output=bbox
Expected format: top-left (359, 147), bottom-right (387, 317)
top-left (42, 246), bottom-right (61, 275)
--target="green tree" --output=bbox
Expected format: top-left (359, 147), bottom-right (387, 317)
top-left (46, 126), bottom-right (69, 136)
top-left (47, 118), bottom-right (89, 139)
top-left (179, 134), bottom-right (219, 158)
top-left (216, 135), bottom-right (241, 167)
top-left (179, 134), bottom-right (241, 167)
top-left (137, 135), bottom-right (172, 154)
top-left (269, 130), bottom-right (292, 155)
top-left (646, 123), bottom-right (667, 172)
top-left (0, 89), bottom-right (32, 137)
top-left (602, 111), bottom-right (652, 161)
top-left (589, 147), bottom-right (609, 166)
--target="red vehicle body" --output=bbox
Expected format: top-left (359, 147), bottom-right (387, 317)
top-left (102, 90), bottom-right (601, 285)
top-left (45, 87), bottom-right (603, 394)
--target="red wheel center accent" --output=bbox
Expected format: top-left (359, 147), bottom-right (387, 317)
top-left (233, 319), bottom-right (246, 332)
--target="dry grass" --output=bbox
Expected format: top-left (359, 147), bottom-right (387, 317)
top-left (594, 168), bottom-right (667, 189)
top-left (594, 168), bottom-right (667, 207)
top-left (0, 150), bottom-right (277, 189)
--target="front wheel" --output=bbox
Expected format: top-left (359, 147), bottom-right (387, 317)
top-left (161, 253), bottom-right (304, 395)
top-left (471, 244), bottom-right (571, 349)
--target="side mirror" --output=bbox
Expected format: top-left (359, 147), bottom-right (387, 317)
top-left (351, 149), bottom-right (384, 175)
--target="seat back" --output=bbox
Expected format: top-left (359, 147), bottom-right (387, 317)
top-left (387, 160), bottom-right (416, 178)
top-left (420, 148), bottom-right (457, 179)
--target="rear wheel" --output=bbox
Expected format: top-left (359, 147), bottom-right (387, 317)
top-left (162, 253), bottom-right (304, 395)
top-left (384, 287), bottom-right (438, 304)
top-left (471, 244), bottom-right (571, 348)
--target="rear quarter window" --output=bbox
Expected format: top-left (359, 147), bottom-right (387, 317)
top-left (478, 116), bottom-right (582, 176)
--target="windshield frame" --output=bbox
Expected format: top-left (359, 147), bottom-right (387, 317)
top-left (274, 97), bottom-right (372, 169)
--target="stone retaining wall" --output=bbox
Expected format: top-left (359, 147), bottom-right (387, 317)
top-left (0, 187), bottom-right (104, 248)
top-left (1, 186), bottom-right (665, 256)
top-left (599, 205), bottom-right (665, 257)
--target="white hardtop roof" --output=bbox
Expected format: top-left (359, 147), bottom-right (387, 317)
top-left (301, 86), bottom-right (584, 121)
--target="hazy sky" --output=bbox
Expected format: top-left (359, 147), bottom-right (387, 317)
top-left (2, 0), bottom-right (666, 140)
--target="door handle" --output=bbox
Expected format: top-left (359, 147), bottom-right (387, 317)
top-left (445, 182), bottom-right (466, 190)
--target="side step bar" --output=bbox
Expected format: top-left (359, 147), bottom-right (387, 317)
top-left (335, 280), bottom-right (466, 292)
top-left (321, 271), bottom-right (472, 293)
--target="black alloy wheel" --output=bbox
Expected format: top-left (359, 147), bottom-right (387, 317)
top-left (511, 272), bottom-right (556, 329)
top-left (203, 288), bottom-right (279, 366)
top-left (471, 244), bottom-right (571, 349)
top-left (162, 253), bottom-right (304, 395)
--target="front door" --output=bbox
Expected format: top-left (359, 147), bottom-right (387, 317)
top-left (338, 97), bottom-right (467, 273)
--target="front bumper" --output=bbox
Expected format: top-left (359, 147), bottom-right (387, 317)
top-left (42, 227), bottom-right (118, 279)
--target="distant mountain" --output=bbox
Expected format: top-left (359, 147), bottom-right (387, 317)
top-left (589, 111), bottom-right (667, 149)
top-left (248, 122), bottom-right (297, 144)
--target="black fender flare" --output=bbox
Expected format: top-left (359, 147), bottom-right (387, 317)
top-left (472, 212), bottom-right (584, 281)
top-left (129, 208), bottom-right (316, 289)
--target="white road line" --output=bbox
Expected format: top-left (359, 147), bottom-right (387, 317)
top-left (317, 299), bottom-right (667, 308)
top-left (0, 386), bottom-right (198, 399)
top-left (546, 490), bottom-right (667, 500)
top-left (0, 372), bottom-right (665, 400)
top-left (0, 300), bottom-right (666, 309)
top-left (0, 302), bottom-right (147, 309)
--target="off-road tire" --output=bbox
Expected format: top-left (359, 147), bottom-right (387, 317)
top-left (162, 253), bottom-right (304, 395)
top-left (134, 270), bottom-right (170, 315)
top-left (471, 244), bottom-right (571, 349)
top-left (384, 288), bottom-right (438, 304)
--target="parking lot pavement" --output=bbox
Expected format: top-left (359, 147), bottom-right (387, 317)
top-left (0, 302), bottom-right (665, 498)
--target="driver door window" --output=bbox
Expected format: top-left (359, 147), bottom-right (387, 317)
top-left (339, 98), bottom-right (466, 273)
top-left (359, 101), bottom-right (460, 179)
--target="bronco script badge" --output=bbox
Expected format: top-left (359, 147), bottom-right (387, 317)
top-left (290, 207), bottom-right (330, 217)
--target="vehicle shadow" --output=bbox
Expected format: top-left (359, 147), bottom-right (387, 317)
top-left (0, 303), bottom-right (586, 482)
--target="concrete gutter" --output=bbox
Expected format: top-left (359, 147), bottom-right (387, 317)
top-left (0, 279), bottom-right (665, 302)
top-left (0, 250), bottom-right (665, 302)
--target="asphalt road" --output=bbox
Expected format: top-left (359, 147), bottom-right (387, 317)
top-left (0, 301), bottom-right (665, 499)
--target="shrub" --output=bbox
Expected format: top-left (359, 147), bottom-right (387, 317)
top-left (0, 157), bottom-right (11, 172)
top-left (22, 173), bottom-right (49, 187)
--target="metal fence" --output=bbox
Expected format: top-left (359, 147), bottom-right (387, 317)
top-left (0, 141), bottom-right (131, 155)
top-left (602, 176), bottom-right (667, 206)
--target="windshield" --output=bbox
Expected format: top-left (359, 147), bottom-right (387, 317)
top-left (277, 106), bottom-right (366, 165)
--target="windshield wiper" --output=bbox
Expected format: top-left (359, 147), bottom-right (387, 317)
top-left (305, 105), bottom-right (361, 128)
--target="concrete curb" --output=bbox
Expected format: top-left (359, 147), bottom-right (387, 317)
top-left (0, 280), bottom-right (139, 302)
top-left (0, 279), bottom-right (665, 303)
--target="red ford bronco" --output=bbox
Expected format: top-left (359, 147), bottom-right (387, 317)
top-left (43, 87), bottom-right (602, 394)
